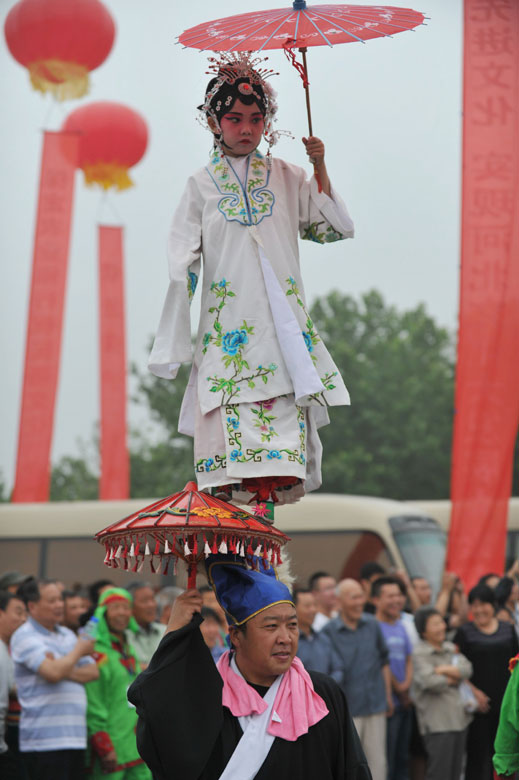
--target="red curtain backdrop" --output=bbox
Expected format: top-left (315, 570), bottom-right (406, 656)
top-left (98, 225), bottom-right (129, 499)
top-left (447, 0), bottom-right (519, 587)
top-left (12, 131), bottom-right (78, 502)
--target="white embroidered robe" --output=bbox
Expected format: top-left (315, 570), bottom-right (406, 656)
top-left (149, 150), bottom-right (354, 501)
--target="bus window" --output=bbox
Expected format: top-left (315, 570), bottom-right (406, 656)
top-left (389, 515), bottom-right (446, 597)
top-left (285, 531), bottom-right (394, 586)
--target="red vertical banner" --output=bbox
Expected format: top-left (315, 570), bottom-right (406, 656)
top-left (447, 0), bottom-right (519, 587)
top-left (12, 131), bottom-right (78, 502)
top-left (98, 225), bottom-right (129, 499)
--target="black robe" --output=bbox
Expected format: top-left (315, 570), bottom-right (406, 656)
top-left (128, 614), bottom-right (372, 780)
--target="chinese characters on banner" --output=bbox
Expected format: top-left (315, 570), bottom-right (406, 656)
top-left (98, 225), bottom-right (130, 499)
top-left (447, 0), bottom-right (519, 586)
top-left (12, 132), bottom-right (79, 502)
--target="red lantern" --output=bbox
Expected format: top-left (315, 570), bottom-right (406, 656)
top-left (62, 101), bottom-right (148, 190)
top-left (4, 0), bottom-right (115, 100)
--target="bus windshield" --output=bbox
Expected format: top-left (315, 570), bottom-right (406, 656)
top-left (389, 515), bottom-right (447, 597)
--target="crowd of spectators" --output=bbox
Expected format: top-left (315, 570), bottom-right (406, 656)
top-left (0, 561), bottom-right (518, 780)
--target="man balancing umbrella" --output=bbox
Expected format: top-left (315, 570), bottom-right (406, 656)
top-left (128, 555), bottom-right (371, 780)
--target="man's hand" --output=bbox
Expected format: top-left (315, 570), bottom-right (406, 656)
top-left (472, 685), bottom-right (491, 713)
top-left (75, 636), bottom-right (96, 657)
top-left (302, 136), bottom-right (325, 166)
top-left (166, 589), bottom-right (203, 634)
top-left (100, 749), bottom-right (118, 774)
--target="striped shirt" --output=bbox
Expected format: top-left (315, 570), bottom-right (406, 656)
top-left (11, 617), bottom-right (90, 751)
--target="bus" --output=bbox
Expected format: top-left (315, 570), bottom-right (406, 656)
top-left (0, 494), bottom-right (449, 593)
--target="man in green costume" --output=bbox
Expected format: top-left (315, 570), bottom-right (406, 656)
top-left (493, 653), bottom-right (519, 779)
top-left (86, 587), bottom-right (151, 779)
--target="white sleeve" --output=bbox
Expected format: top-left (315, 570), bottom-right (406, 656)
top-left (148, 176), bottom-right (203, 379)
top-left (298, 168), bottom-right (354, 244)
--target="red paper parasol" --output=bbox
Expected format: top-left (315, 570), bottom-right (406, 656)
top-left (95, 481), bottom-right (290, 588)
top-left (179, 2), bottom-right (426, 135)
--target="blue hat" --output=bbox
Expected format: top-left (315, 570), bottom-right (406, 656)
top-left (206, 555), bottom-right (294, 627)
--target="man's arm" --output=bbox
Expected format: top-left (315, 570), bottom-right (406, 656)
top-left (382, 664), bottom-right (394, 717)
top-left (38, 636), bottom-right (95, 684)
top-left (68, 663), bottom-right (99, 683)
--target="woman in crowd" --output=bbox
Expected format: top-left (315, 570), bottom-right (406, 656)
top-left (412, 606), bottom-right (473, 780)
top-left (85, 588), bottom-right (151, 779)
top-left (454, 583), bottom-right (519, 780)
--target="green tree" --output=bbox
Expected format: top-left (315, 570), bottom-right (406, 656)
top-left (311, 290), bottom-right (455, 499)
top-left (50, 455), bottom-right (99, 501)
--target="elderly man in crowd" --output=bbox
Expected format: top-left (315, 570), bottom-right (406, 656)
top-left (129, 556), bottom-right (371, 780)
top-left (11, 578), bottom-right (98, 780)
top-left (295, 588), bottom-right (342, 680)
top-left (323, 578), bottom-right (392, 780)
top-left (125, 582), bottom-right (165, 670)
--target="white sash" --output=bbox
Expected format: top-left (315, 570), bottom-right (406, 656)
top-left (248, 226), bottom-right (325, 402)
top-left (218, 657), bottom-right (283, 780)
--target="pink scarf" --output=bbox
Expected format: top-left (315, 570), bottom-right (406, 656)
top-left (216, 651), bottom-right (329, 741)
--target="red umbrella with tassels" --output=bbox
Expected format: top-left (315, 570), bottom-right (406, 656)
top-left (95, 481), bottom-right (290, 588)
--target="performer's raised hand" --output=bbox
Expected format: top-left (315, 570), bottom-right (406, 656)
top-left (302, 136), bottom-right (331, 196)
top-left (166, 589), bottom-right (203, 633)
top-left (302, 135), bottom-right (325, 166)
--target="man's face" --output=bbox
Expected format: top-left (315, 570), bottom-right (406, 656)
top-left (231, 603), bottom-right (298, 686)
top-left (295, 592), bottom-right (317, 631)
top-left (413, 578), bottom-right (432, 605)
top-left (374, 584), bottom-right (402, 621)
top-left (0, 597), bottom-right (26, 641)
top-left (200, 617), bottom-right (222, 649)
top-left (132, 587), bottom-right (157, 627)
top-left (105, 599), bottom-right (132, 635)
top-left (63, 596), bottom-right (86, 631)
top-left (29, 584), bottom-right (64, 630)
top-left (312, 576), bottom-right (338, 612)
top-left (339, 581), bottom-right (366, 623)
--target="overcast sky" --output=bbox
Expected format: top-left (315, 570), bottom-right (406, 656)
top-left (0, 0), bottom-right (462, 493)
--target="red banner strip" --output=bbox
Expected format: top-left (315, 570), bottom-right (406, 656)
top-left (12, 131), bottom-right (78, 502)
top-left (98, 225), bottom-right (129, 499)
top-left (447, 0), bottom-right (519, 587)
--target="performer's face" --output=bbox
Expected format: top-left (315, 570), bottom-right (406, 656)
top-left (231, 604), bottom-right (298, 687)
top-left (218, 99), bottom-right (265, 157)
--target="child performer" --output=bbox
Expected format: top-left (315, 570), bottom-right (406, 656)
top-left (149, 53), bottom-right (354, 510)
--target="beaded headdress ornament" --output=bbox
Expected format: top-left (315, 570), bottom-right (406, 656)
top-left (198, 52), bottom-right (287, 163)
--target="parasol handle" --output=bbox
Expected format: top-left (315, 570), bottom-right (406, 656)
top-left (187, 562), bottom-right (197, 590)
top-left (299, 48), bottom-right (322, 193)
top-left (300, 48), bottom-right (313, 137)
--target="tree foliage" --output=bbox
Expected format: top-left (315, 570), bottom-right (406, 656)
top-left (311, 290), bottom-right (455, 499)
top-left (48, 290), bottom-right (457, 501)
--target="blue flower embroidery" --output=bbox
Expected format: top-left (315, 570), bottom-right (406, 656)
top-left (267, 450), bottom-right (282, 460)
top-left (227, 417), bottom-right (239, 430)
top-left (230, 449), bottom-right (242, 461)
top-left (204, 458), bottom-right (214, 472)
top-left (188, 271), bottom-right (198, 298)
top-left (219, 279), bottom-right (227, 287)
top-left (222, 329), bottom-right (249, 355)
top-left (302, 331), bottom-right (313, 352)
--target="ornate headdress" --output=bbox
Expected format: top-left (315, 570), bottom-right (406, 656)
top-left (198, 52), bottom-right (286, 159)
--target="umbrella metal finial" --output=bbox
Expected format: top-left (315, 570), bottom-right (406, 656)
top-left (292, 0), bottom-right (307, 9)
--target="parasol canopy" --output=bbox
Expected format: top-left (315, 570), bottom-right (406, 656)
top-left (95, 481), bottom-right (290, 587)
top-left (178, 3), bottom-right (426, 52)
